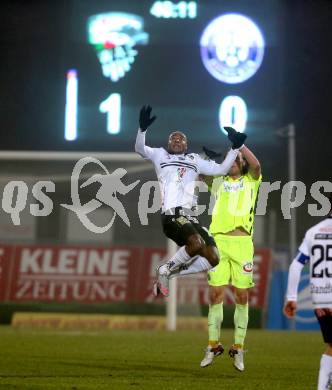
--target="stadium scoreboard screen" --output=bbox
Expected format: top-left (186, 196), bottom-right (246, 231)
top-left (3, 0), bottom-right (282, 151)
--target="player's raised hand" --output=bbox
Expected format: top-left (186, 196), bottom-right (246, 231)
top-left (224, 126), bottom-right (247, 149)
top-left (139, 105), bottom-right (157, 131)
top-left (283, 300), bottom-right (297, 319)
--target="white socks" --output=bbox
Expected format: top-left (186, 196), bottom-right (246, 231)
top-left (318, 354), bottom-right (332, 390)
top-left (159, 246), bottom-right (191, 275)
top-left (159, 246), bottom-right (213, 277)
top-left (169, 256), bottom-right (212, 277)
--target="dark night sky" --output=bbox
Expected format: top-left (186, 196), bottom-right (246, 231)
top-left (279, 1), bottom-right (332, 182)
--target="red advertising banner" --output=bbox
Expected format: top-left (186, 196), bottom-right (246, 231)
top-left (0, 245), bottom-right (14, 301)
top-left (0, 245), bottom-right (271, 308)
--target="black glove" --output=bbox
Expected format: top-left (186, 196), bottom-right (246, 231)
top-left (202, 146), bottom-right (222, 160)
top-left (224, 126), bottom-right (247, 149)
top-left (139, 105), bottom-right (156, 131)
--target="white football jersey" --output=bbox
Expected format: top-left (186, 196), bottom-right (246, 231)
top-left (135, 130), bottom-right (238, 213)
top-left (297, 218), bottom-right (332, 308)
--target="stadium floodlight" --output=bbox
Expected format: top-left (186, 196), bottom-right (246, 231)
top-left (87, 12), bottom-right (149, 82)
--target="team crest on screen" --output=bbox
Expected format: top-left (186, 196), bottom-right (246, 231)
top-left (87, 13), bottom-right (149, 82)
top-left (200, 13), bottom-right (265, 84)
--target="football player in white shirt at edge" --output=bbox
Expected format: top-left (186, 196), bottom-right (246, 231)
top-left (284, 206), bottom-right (332, 390)
top-left (135, 106), bottom-right (247, 296)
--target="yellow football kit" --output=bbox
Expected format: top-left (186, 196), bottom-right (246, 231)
top-left (208, 172), bottom-right (262, 288)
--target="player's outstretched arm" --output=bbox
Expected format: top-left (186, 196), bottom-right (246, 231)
top-left (223, 126), bottom-right (261, 178)
top-left (135, 105), bottom-right (157, 160)
top-left (198, 148), bottom-right (238, 176)
top-left (198, 127), bottom-right (247, 176)
top-left (139, 105), bottom-right (156, 132)
top-left (200, 148), bottom-right (220, 188)
top-left (240, 145), bottom-right (261, 179)
top-left (283, 255), bottom-right (306, 318)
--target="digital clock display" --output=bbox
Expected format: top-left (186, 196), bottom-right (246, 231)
top-left (150, 1), bottom-right (197, 19)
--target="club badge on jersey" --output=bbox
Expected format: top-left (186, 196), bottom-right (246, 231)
top-left (177, 167), bottom-right (187, 181)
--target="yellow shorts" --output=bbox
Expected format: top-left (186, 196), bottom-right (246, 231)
top-left (208, 234), bottom-right (254, 289)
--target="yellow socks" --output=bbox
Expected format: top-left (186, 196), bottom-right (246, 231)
top-left (234, 303), bottom-right (249, 346)
top-left (208, 303), bottom-right (223, 345)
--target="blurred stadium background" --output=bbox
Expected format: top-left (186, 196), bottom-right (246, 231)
top-left (0, 0), bottom-right (331, 388)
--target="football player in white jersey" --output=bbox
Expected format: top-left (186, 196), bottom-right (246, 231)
top-left (284, 213), bottom-right (332, 390)
top-left (135, 105), bottom-right (247, 297)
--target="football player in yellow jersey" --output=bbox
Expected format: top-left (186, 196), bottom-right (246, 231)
top-left (200, 128), bottom-right (262, 371)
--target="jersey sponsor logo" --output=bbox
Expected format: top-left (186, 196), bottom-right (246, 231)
top-left (315, 233), bottom-right (332, 239)
top-left (243, 262), bottom-right (253, 273)
top-left (223, 178), bottom-right (244, 193)
top-left (310, 282), bottom-right (332, 295)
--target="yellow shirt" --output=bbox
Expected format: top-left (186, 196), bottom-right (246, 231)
top-left (209, 172), bottom-right (262, 236)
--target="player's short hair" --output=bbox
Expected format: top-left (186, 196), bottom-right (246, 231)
top-left (168, 131), bottom-right (187, 141)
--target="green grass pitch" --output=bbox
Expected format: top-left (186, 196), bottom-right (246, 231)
top-left (0, 326), bottom-right (323, 389)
